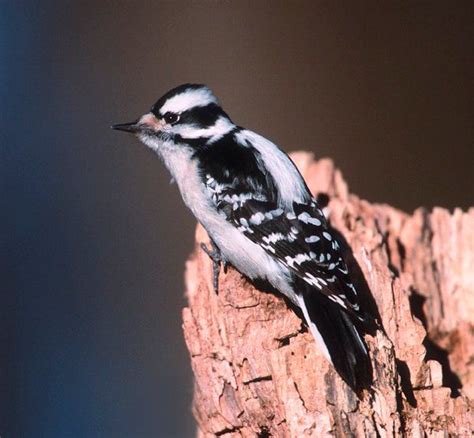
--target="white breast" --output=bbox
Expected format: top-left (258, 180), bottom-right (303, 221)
top-left (139, 135), bottom-right (297, 302)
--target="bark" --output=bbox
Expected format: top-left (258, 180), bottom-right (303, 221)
top-left (182, 153), bottom-right (473, 437)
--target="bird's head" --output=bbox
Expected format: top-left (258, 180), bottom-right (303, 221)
top-left (112, 84), bottom-right (235, 151)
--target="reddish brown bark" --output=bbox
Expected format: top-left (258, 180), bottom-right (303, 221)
top-left (182, 153), bottom-right (473, 437)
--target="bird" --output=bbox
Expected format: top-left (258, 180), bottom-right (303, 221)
top-left (112, 84), bottom-right (373, 392)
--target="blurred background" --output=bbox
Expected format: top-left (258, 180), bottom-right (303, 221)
top-left (2, 1), bottom-right (473, 436)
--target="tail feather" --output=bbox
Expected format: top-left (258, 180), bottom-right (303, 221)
top-left (297, 290), bottom-right (372, 392)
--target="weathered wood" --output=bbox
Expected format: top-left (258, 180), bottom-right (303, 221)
top-left (182, 153), bottom-right (473, 437)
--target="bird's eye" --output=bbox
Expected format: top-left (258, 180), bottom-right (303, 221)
top-left (163, 112), bottom-right (180, 125)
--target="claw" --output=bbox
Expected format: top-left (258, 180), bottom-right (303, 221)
top-left (200, 241), bottom-right (225, 294)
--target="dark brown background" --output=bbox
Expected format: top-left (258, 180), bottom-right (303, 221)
top-left (2, 1), bottom-right (473, 436)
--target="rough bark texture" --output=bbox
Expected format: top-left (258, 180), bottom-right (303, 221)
top-left (182, 153), bottom-right (473, 437)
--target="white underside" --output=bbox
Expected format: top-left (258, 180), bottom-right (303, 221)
top-left (139, 134), bottom-right (297, 302)
top-left (139, 129), bottom-right (336, 365)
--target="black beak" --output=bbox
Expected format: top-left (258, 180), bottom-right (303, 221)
top-left (111, 121), bottom-right (140, 133)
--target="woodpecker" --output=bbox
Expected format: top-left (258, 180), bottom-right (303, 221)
top-left (113, 84), bottom-right (373, 391)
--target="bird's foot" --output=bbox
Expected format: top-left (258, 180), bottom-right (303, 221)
top-left (200, 241), bottom-right (227, 294)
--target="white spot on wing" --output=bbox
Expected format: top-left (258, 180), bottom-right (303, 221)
top-left (261, 243), bottom-right (276, 253)
top-left (249, 212), bottom-right (265, 225)
top-left (297, 212), bottom-right (321, 226)
top-left (338, 265), bottom-right (348, 274)
top-left (305, 235), bottom-right (320, 243)
top-left (322, 231), bottom-right (332, 241)
top-left (329, 295), bottom-right (347, 308)
top-left (346, 282), bottom-right (358, 295)
top-left (304, 273), bottom-right (323, 289)
top-left (285, 253), bottom-right (311, 268)
top-left (263, 232), bottom-right (285, 244)
top-left (266, 208), bottom-right (283, 219)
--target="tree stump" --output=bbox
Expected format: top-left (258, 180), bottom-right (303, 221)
top-left (182, 152), bottom-right (473, 437)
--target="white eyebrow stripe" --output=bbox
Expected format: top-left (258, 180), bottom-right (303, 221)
top-left (160, 88), bottom-right (218, 114)
top-left (171, 117), bottom-right (235, 140)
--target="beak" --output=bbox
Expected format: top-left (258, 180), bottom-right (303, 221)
top-left (112, 113), bottom-right (163, 134)
top-left (111, 121), bottom-right (141, 133)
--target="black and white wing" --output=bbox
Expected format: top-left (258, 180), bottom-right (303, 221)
top-left (199, 133), bottom-right (372, 390)
top-left (206, 171), bottom-right (363, 320)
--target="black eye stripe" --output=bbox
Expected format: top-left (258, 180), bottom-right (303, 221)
top-left (178, 104), bottom-right (227, 127)
top-left (154, 103), bottom-right (231, 129)
top-left (163, 112), bottom-right (180, 125)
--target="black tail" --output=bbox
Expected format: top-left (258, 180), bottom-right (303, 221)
top-left (300, 289), bottom-right (373, 393)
